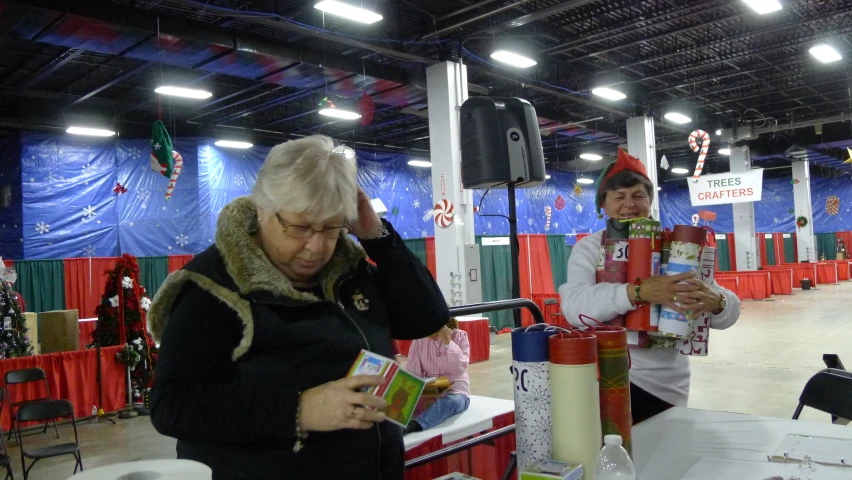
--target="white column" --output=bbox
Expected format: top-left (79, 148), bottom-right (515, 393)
top-left (426, 61), bottom-right (476, 306)
top-left (626, 116), bottom-right (661, 220)
top-left (792, 161), bottom-right (816, 262)
top-left (729, 146), bottom-right (758, 271)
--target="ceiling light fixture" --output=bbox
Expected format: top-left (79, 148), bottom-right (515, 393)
top-left (490, 50), bottom-right (537, 68)
top-left (671, 167), bottom-right (690, 174)
top-left (66, 126), bottom-right (115, 137)
top-left (318, 108), bottom-right (362, 120)
top-left (407, 160), bottom-right (432, 168)
top-left (545, 174), bottom-right (552, 180)
top-left (657, 187), bottom-right (662, 191)
top-left (743, 0), bottom-right (782, 15)
top-left (215, 140), bottom-right (253, 149)
top-left (591, 87), bottom-right (627, 101)
top-left (715, 129), bottom-right (723, 136)
top-left (719, 148), bottom-right (732, 155)
top-left (154, 86), bottom-right (212, 99)
top-left (664, 112), bottom-right (692, 124)
top-left (577, 178), bottom-right (595, 185)
top-left (809, 44), bottom-right (843, 63)
top-left (314, 1), bottom-right (383, 24)
top-left (580, 153), bottom-right (603, 161)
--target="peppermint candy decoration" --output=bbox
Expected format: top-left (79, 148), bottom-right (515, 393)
top-left (544, 206), bottom-right (552, 231)
top-left (433, 199), bottom-right (455, 228)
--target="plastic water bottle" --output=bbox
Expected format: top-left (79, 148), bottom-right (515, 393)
top-left (91, 406), bottom-right (98, 423)
top-left (594, 434), bottom-right (635, 479)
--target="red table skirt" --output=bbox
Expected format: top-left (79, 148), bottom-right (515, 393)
top-left (767, 269), bottom-right (793, 295)
top-left (393, 319), bottom-right (491, 363)
top-left (716, 277), bottom-right (740, 297)
top-left (770, 264), bottom-right (819, 288)
top-left (0, 346), bottom-right (125, 431)
top-left (816, 263), bottom-right (838, 284)
top-left (834, 261), bottom-right (851, 281)
top-left (716, 272), bottom-right (771, 300)
top-left (458, 319), bottom-right (490, 363)
top-left (405, 411), bottom-right (515, 480)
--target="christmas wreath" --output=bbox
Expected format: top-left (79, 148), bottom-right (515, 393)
top-left (116, 344), bottom-right (141, 368)
top-left (796, 216), bottom-right (808, 228)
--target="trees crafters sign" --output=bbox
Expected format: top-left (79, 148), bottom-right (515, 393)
top-left (687, 170), bottom-right (764, 206)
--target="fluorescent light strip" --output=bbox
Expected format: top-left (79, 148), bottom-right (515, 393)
top-left (490, 50), bottom-right (537, 68)
top-left (670, 167), bottom-right (690, 174)
top-left (545, 174), bottom-right (552, 179)
top-left (580, 153), bottom-right (603, 161)
top-left (809, 44), bottom-right (842, 63)
top-left (318, 108), bottom-right (362, 120)
top-left (743, 0), bottom-right (782, 15)
top-left (215, 140), bottom-right (253, 149)
top-left (408, 160), bottom-right (432, 168)
top-left (664, 112), bottom-right (692, 124)
top-left (577, 178), bottom-right (595, 184)
top-left (314, 1), bottom-right (383, 24)
top-left (66, 126), bottom-right (115, 137)
top-left (719, 148), bottom-right (731, 155)
top-left (591, 87), bottom-right (626, 101)
top-left (154, 86), bottom-right (212, 99)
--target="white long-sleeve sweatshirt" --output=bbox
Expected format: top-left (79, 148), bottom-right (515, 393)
top-left (558, 230), bottom-right (741, 406)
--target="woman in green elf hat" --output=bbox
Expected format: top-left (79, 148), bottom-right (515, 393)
top-left (558, 149), bottom-right (741, 423)
top-left (147, 135), bottom-right (449, 479)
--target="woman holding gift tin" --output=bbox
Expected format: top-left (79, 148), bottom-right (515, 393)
top-left (558, 149), bottom-right (741, 423)
top-left (147, 135), bottom-right (448, 479)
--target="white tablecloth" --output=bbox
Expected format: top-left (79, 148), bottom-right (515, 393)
top-left (69, 459), bottom-right (211, 480)
top-left (404, 395), bottom-right (514, 451)
top-left (633, 407), bottom-right (852, 479)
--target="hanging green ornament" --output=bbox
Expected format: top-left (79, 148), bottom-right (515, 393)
top-left (392, 206), bottom-right (399, 216)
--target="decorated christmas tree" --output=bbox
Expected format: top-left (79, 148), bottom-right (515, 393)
top-left (0, 264), bottom-right (34, 359)
top-left (92, 254), bottom-right (156, 401)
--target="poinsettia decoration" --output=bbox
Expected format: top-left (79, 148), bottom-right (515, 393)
top-left (93, 253), bottom-right (157, 401)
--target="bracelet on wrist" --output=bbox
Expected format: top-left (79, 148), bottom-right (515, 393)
top-left (633, 277), bottom-right (645, 308)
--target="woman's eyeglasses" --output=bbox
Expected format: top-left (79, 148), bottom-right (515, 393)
top-left (275, 213), bottom-right (348, 239)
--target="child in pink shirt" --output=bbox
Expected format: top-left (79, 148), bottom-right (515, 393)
top-left (404, 318), bottom-right (471, 434)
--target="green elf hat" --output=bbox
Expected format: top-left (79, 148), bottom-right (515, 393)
top-left (595, 148), bottom-right (651, 218)
top-left (150, 120), bottom-right (175, 178)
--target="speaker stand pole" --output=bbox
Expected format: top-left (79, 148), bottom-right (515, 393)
top-left (118, 365), bottom-right (139, 420)
top-left (508, 181), bottom-right (521, 328)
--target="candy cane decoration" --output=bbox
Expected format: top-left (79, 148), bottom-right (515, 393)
top-left (433, 199), bottom-right (455, 227)
top-left (164, 151), bottom-right (183, 200)
top-left (544, 206), bottom-right (552, 231)
top-left (688, 130), bottom-right (710, 183)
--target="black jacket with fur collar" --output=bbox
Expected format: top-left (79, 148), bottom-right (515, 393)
top-left (147, 196), bottom-right (449, 479)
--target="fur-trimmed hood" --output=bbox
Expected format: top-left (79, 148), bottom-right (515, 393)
top-left (147, 196), bottom-right (367, 360)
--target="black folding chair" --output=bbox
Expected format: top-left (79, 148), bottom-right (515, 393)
top-left (0, 389), bottom-right (14, 480)
top-left (792, 368), bottom-right (852, 421)
top-left (16, 399), bottom-right (82, 480)
top-left (5, 368), bottom-right (58, 443)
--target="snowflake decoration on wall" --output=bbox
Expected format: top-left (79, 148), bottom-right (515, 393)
top-left (176, 234), bottom-right (189, 248)
top-left (379, 180), bottom-right (389, 190)
top-left (576, 203), bottom-right (583, 213)
top-left (524, 385), bottom-right (550, 414)
top-left (46, 170), bottom-right (64, 184)
top-left (35, 222), bottom-right (49, 234)
top-left (136, 188), bottom-right (151, 209)
top-left (528, 218), bottom-right (534, 226)
top-left (82, 245), bottom-right (96, 257)
top-left (487, 222), bottom-right (492, 229)
top-left (235, 174), bottom-right (247, 189)
top-left (81, 205), bottom-right (96, 222)
top-left (420, 230), bottom-right (428, 237)
top-left (554, 222), bottom-right (559, 229)
top-left (773, 217), bottom-right (781, 225)
top-left (413, 199), bottom-right (420, 208)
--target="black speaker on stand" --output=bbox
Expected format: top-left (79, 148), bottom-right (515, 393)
top-left (460, 97), bottom-right (546, 328)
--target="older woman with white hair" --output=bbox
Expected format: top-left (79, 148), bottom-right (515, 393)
top-left (148, 135), bottom-right (449, 479)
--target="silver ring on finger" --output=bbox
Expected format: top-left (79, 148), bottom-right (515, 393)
top-left (348, 406), bottom-right (358, 419)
